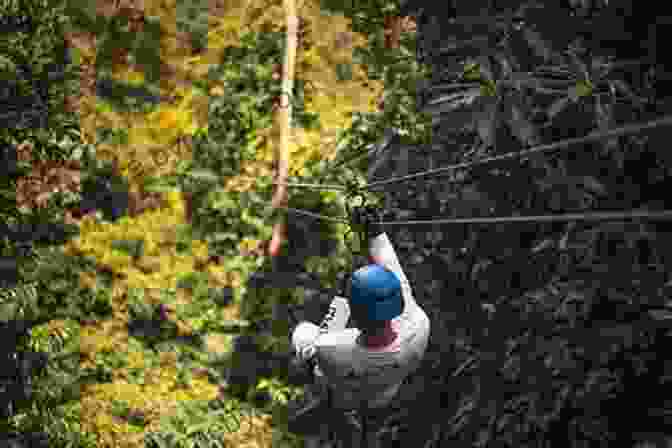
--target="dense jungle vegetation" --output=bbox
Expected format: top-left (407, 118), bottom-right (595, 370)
top-left (1, 0), bottom-right (672, 447)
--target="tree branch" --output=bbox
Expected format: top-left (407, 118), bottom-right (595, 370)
top-left (268, 0), bottom-right (298, 257)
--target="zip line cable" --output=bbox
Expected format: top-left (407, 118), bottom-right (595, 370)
top-left (277, 206), bottom-right (349, 223)
top-left (356, 115), bottom-right (672, 191)
top-left (257, 117), bottom-right (672, 226)
top-left (276, 207), bottom-right (672, 226)
top-left (253, 114), bottom-right (671, 194)
top-left (272, 181), bottom-right (346, 191)
top-left (371, 209), bottom-right (672, 226)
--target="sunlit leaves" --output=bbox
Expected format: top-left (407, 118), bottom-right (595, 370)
top-left (568, 79), bottom-right (593, 102)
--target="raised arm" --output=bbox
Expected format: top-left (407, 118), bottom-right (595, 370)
top-left (368, 232), bottom-right (417, 315)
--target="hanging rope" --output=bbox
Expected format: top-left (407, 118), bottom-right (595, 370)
top-left (355, 115), bottom-right (672, 191)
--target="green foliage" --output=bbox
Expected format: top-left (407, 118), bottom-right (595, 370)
top-left (0, 4), bottom-right (144, 441)
top-left (10, 246), bottom-right (112, 323)
top-left (111, 239), bottom-right (145, 259)
top-left (64, 0), bottom-right (163, 85)
top-left (319, 0), bottom-right (400, 30)
top-left (7, 399), bottom-right (99, 448)
top-left (127, 287), bottom-right (154, 321)
top-left (145, 399), bottom-right (261, 448)
top-left (94, 76), bottom-right (165, 114)
top-left (176, 0), bottom-right (209, 54)
top-left (255, 377), bottom-right (304, 407)
top-left (110, 400), bottom-right (148, 427)
top-left (361, 2), bottom-right (672, 447)
top-left (1, 0), bottom-right (81, 161)
top-left (313, 6), bottom-right (432, 180)
top-left (28, 318), bottom-right (79, 354)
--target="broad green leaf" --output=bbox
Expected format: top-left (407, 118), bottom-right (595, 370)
top-left (462, 61), bottom-right (482, 82)
top-left (185, 421), bottom-right (212, 436)
top-left (143, 182), bottom-right (178, 193)
top-left (65, 0), bottom-right (97, 27)
top-left (110, 239), bottom-right (144, 258)
top-left (568, 80), bottom-right (593, 101)
top-left (187, 169), bottom-right (220, 183)
top-left (0, 55), bottom-right (16, 72)
top-left (0, 303), bottom-right (18, 321)
top-left (209, 232), bottom-right (237, 242)
top-left (335, 63), bottom-right (353, 82)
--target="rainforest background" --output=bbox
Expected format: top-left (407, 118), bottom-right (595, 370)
top-left (1, 0), bottom-right (672, 447)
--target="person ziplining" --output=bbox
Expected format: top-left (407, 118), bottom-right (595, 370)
top-left (286, 204), bottom-right (431, 447)
top-left (255, 113), bottom-right (672, 446)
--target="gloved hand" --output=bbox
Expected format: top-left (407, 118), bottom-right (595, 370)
top-left (291, 321), bottom-right (320, 364)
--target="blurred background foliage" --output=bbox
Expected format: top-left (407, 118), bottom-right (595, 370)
top-left (3, 0), bottom-right (672, 447)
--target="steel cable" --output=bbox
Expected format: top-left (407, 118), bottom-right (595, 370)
top-left (254, 115), bottom-right (672, 195)
top-left (277, 207), bottom-right (672, 226)
top-left (272, 181), bottom-right (346, 191)
top-left (375, 209), bottom-right (672, 225)
top-left (276, 206), bottom-right (349, 223)
top-left (356, 115), bottom-right (672, 191)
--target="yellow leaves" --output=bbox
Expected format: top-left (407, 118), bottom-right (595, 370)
top-left (208, 16), bottom-right (247, 47)
top-left (143, 93), bottom-right (200, 145)
top-left (183, 54), bottom-right (213, 78)
top-left (80, 326), bottom-right (120, 359)
top-left (239, 238), bottom-right (262, 253)
top-left (79, 271), bottom-right (98, 290)
top-left (164, 190), bottom-right (183, 211)
top-left (147, 107), bottom-right (180, 143)
top-left (301, 47), bottom-right (321, 66)
top-left (66, 3), bottom-right (386, 445)
top-left (210, 85), bottom-right (225, 96)
top-left (114, 66), bottom-right (146, 86)
top-left (143, 236), bottom-right (158, 257)
top-left (159, 350), bottom-right (178, 367)
top-left (207, 264), bottom-right (231, 286)
top-left (126, 350), bottom-right (145, 371)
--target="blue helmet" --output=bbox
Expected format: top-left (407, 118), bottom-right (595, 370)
top-left (350, 264), bottom-right (403, 322)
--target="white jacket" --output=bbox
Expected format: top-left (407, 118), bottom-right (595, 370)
top-left (291, 233), bottom-right (431, 411)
